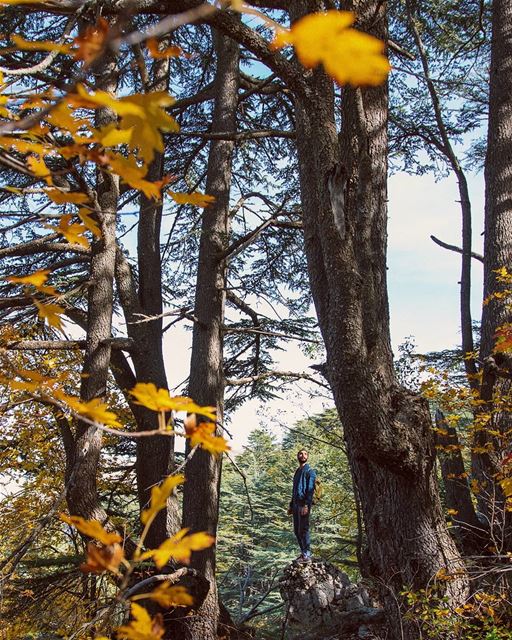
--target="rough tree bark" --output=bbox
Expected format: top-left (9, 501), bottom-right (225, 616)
top-left (114, 46), bottom-right (179, 549)
top-left (474, 0), bottom-right (512, 551)
top-left (180, 29), bottom-right (240, 640)
top-left (65, 55), bottom-right (119, 525)
top-left (286, 1), bottom-right (467, 637)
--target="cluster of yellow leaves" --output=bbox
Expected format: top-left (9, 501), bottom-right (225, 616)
top-left (0, 367), bottom-right (122, 426)
top-left (129, 382), bottom-right (229, 453)
top-left (129, 382), bottom-right (216, 419)
top-left (141, 528), bottom-right (214, 568)
top-left (272, 10), bottom-right (390, 86)
top-left (117, 604), bottom-right (164, 640)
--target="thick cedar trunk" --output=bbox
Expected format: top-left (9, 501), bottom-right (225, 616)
top-left (474, 0), bottom-right (512, 550)
top-left (181, 30), bottom-right (239, 640)
top-left (66, 59), bottom-right (119, 524)
top-left (289, 1), bottom-right (467, 637)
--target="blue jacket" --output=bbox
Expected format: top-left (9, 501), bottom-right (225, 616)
top-left (290, 463), bottom-right (316, 508)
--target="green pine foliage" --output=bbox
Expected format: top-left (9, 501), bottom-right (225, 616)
top-left (217, 409), bottom-right (360, 637)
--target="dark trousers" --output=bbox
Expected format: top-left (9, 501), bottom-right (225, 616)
top-left (292, 505), bottom-right (310, 554)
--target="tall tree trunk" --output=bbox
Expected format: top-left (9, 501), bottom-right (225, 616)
top-left (134, 48), bottom-right (179, 547)
top-left (181, 29), bottom-right (239, 640)
top-left (475, 0), bottom-right (512, 551)
top-left (288, 1), bottom-right (467, 637)
top-left (66, 57), bottom-right (119, 525)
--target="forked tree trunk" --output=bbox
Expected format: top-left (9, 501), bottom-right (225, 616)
top-left (288, 1), bottom-right (467, 637)
top-left (181, 29), bottom-right (240, 640)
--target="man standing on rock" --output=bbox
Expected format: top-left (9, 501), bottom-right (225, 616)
top-left (288, 448), bottom-right (316, 563)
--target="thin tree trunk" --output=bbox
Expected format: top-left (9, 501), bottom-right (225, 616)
top-left (181, 29), bottom-right (240, 640)
top-left (434, 409), bottom-right (485, 552)
top-left (134, 47), bottom-right (179, 547)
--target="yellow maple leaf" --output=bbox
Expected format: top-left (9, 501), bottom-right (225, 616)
top-left (55, 214), bottom-right (90, 248)
top-left (146, 583), bottom-right (193, 608)
top-left (59, 513), bottom-right (122, 544)
top-left (272, 10), bottom-right (390, 87)
top-left (11, 34), bottom-right (71, 54)
top-left (142, 528), bottom-right (214, 568)
top-left (27, 154), bottom-right (53, 185)
top-left (0, 136), bottom-right (48, 155)
top-left (46, 102), bottom-right (89, 136)
top-left (70, 85), bottom-right (179, 164)
top-left (45, 188), bottom-right (90, 205)
top-left (116, 92), bottom-right (179, 163)
top-left (447, 509), bottom-right (459, 516)
top-left (92, 123), bottom-right (134, 148)
top-left (76, 397), bottom-right (121, 427)
top-left (129, 383), bottom-right (216, 420)
top-left (7, 269), bottom-right (49, 288)
top-left (34, 300), bottom-right (64, 330)
top-left (77, 208), bottom-right (101, 238)
top-left (117, 603), bottom-right (164, 640)
top-left (168, 191), bottom-right (215, 208)
top-left (141, 474), bottom-right (185, 525)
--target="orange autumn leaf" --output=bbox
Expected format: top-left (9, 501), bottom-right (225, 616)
top-left (78, 208), bottom-right (101, 238)
top-left (80, 541), bottom-right (124, 574)
top-left (141, 474), bottom-right (185, 525)
top-left (117, 603), bottom-right (164, 640)
top-left (7, 269), bottom-right (49, 288)
top-left (34, 300), bottom-right (64, 330)
top-left (495, 323), bottom-right (512, 353)
top-left (146, 38), bottom-right (183, 59)
top-left (185, 416), bottom-right (230, 455)
top-left (73, 17), bottom-right (109, 65)
top-left (0, 136), bottom-right (48, 156)
top-left (168, 191), bottom-right (215, 208)
top-left (141, 528), bottom-right (214, 568)
top-left (272, 10), bottom-right (390, 87)
top-left (107, 154), bottom-right (162, 200)
top-left (55, 214), bottom-right (90, 248)
top-left (60, 514), bottom-right (122, 544)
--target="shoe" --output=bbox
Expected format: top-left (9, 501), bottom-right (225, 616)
top-left (297, 553), bottom-right (312, 564)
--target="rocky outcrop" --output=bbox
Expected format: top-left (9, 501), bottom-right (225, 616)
top-left (279, 560), bottom-right (387, 639)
